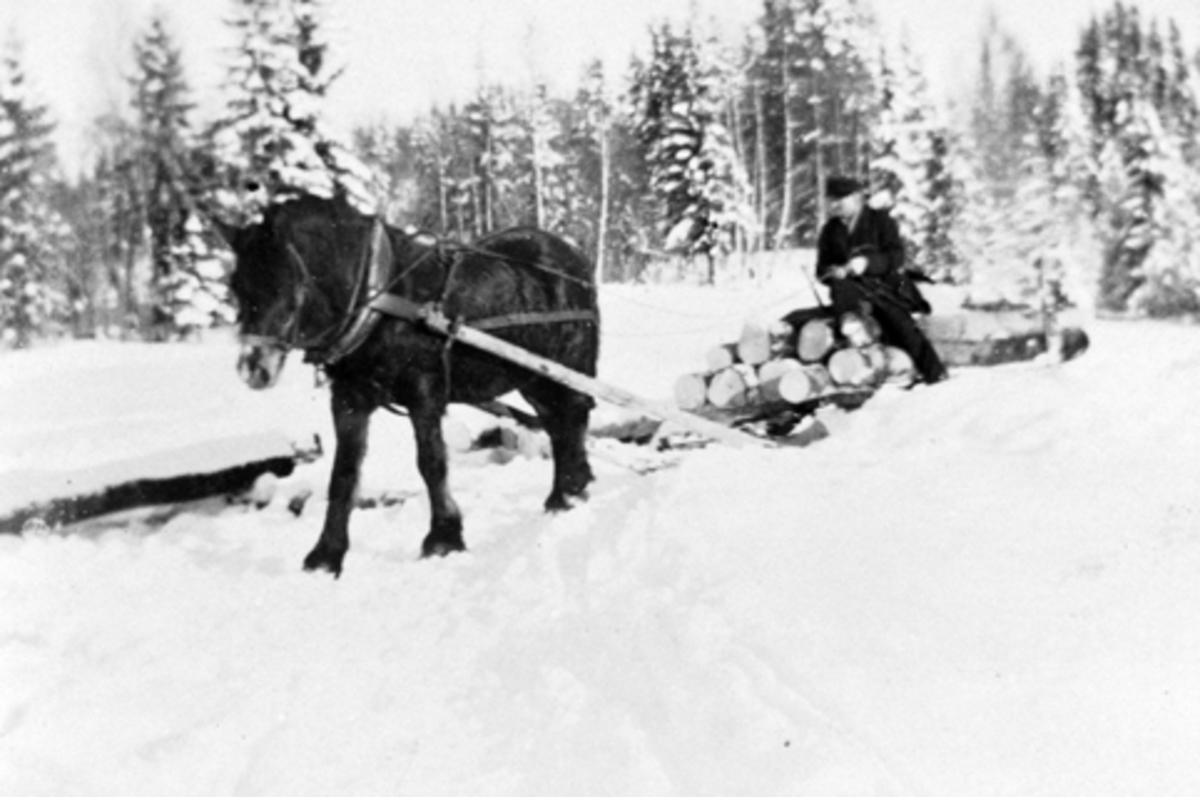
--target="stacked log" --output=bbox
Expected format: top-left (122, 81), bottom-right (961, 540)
top-left (674, 308), bottom-right (917, 420)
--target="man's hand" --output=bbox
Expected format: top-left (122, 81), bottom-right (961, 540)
top-left (848, 255), bottom-right (869, 276)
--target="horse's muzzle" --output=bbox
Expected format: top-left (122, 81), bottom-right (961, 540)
top-left (238, 341), bottom-right (289, 390)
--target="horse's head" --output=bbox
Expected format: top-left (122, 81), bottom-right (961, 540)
top-left (220, 195), bottom-right (372, 389)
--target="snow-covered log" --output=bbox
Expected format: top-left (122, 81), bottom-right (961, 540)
top-left (705, 343), bottom-right (738, 372)
top-left (797, 318), bottom-right (837, 363)
top-left (736, 318), bottom-right (795, 366)
top-left (0, 434), bottom-right (321, 535)
top-left (673, 372), bottom-right (711, 411)
top-left (775, 363), bottom-right (834, 404)
top-left (757, 358), bottom-right (804, 402)
top-left (706, 364), bottom-right (760, 410)
top-left (881, 345), bottom-right (917, 386)
top-left (827, 347), bottom-right (880, 388)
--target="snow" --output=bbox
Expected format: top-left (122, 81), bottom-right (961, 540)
top-left (3, 279), bottom-right (1200, 796)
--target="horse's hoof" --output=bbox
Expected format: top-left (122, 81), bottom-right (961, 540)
top-left (421, 537), bottom-right (466, 559)
top-left (544, 490), bottom-right (587, 513)
top-left (303, 547), bottom-right (345, 577)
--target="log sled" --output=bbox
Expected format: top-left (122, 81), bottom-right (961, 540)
top-left (674, 307), bottom-right (904, 434)
top-left (674, 303), bottom-right (1089, 441)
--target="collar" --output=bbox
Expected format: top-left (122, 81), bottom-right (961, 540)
top-left (312, 219), bottom-right (393, 366)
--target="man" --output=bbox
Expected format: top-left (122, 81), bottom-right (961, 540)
top-left (815, 176), bottom-right (947, 384)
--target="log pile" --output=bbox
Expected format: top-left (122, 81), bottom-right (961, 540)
top-left (674, 308), bottom-right (917, 422)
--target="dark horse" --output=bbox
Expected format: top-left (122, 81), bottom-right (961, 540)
top-left (219, 194), bottom-right (598, 575)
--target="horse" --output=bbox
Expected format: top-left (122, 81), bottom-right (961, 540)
top-left (218, 193), bottom-right (599, 575)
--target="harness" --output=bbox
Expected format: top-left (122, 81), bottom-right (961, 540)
top-left (277, 221), bottom-right (598, 368)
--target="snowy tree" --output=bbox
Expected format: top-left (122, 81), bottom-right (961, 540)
top-left (953, 17), bottom-right (1057, 302)
top-left (1076, 2), bottom-right (1200, 312)
top-left (462, 85), bottom-right (531, 234)
top-left (566, 60), bottom-right (616, 278)
top-left (1097, 96), bottom-right (1200, 316)
top-left (127, 12), bottom-right (230, 337)
top-left (631, 22), bottom-right (753, 279)
top-left (0, 37), bottom-right (69, 347)
top-left (527, 83), bottom-right (564, 231)
top-left (211, 0), bottom-right (378, 223)
top-left (869, 36), bottom-right (960, 279)
top-left (159, 215), bottom-right (238, 333)
top-left (748, 0), bottom-right (877, 247)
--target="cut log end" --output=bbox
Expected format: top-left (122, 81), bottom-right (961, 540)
top-left (706, 364), bottom-right (760, 410)
top-left (797, 318), bottom-right (836, 363)
top-left (674, 372), bottom-right (711, 411)
top-left (827, 347), bottom-right (880, 388)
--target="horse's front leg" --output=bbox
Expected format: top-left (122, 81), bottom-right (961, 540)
top-left (409, 391), bottom-right (464, 558)
top-left (304, 381), bottom-right (374, 576)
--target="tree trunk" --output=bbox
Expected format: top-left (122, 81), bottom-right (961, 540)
top-left (532, 119), bottom-right (545, 229)
top-left (811, 56), bottom-right (827, 227)
top-left (0, 435), bottom-right (318, 535)
top-left (436, 154), bottom-right (448, 232)
top-left (596, 121), bottom-right (610, 283)
top-left (776, 43), bottom-right (795, 249)
top-left (754, 77), bottom-right (768, 252)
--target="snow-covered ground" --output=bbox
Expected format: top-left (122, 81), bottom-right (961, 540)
top-left (3, 279), bottom-right (1200, 796)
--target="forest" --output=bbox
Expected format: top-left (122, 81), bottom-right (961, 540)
top-left (0, 0), bottom-right (1197, 346)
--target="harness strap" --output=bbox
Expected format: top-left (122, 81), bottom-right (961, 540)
top-left (317, 228), bottom-right (598, 366)
top-left (318, 220), bottom-right (393, 365)
top-left (471, 310), bottom-right (599, 330)
top-left (367, 293), bottom-right (597, 331)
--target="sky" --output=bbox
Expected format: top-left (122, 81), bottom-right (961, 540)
top-left (0, 0), bottom-right (1197, 173)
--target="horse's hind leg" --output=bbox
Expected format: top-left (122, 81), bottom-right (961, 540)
top-left (305, 381), bottom-right (373, 576)
top-left (409, 390), bottom-right (465, 557)
top-left (521, 381), bottom-right (594, 511)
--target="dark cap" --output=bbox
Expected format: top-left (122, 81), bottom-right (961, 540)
top-left (825, 176), bottom-right (864, 199)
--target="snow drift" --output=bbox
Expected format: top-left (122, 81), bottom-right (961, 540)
top-left (2, 281), bottom-right (1200, 796)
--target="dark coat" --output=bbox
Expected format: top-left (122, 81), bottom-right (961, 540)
top-left (816, 206), bottom-right (930, 315)
top-left (816, 205), bottom-right (904, 283)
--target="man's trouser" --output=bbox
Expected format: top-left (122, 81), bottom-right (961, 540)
top-left (828, 278), bottom-right (947, 383)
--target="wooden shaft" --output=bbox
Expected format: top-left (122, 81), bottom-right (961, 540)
top-left (420, 310), bottom-right (771, 449)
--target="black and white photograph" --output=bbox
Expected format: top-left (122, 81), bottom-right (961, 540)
top-left (1, 0), bottom-right (1198, 794)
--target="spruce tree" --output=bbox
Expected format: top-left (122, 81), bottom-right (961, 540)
top-left (128, 12), bottom-right (230, 338)
top-left (1075, 2), bottom-right (1200, 312)
top-left (869, 36), bottom-right (959, 279)
top-left (0, 37), bottom-right (68, 347)
top-left (212, 0), bottom-right (377, 222)
top-left (631, 21), bottom-right (752, 280)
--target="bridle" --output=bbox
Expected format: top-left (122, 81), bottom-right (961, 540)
top-left (240, 221), bottom-right (384, 357)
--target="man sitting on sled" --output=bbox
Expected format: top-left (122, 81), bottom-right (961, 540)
top-left (816, 176), bottom-right (948, 385)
